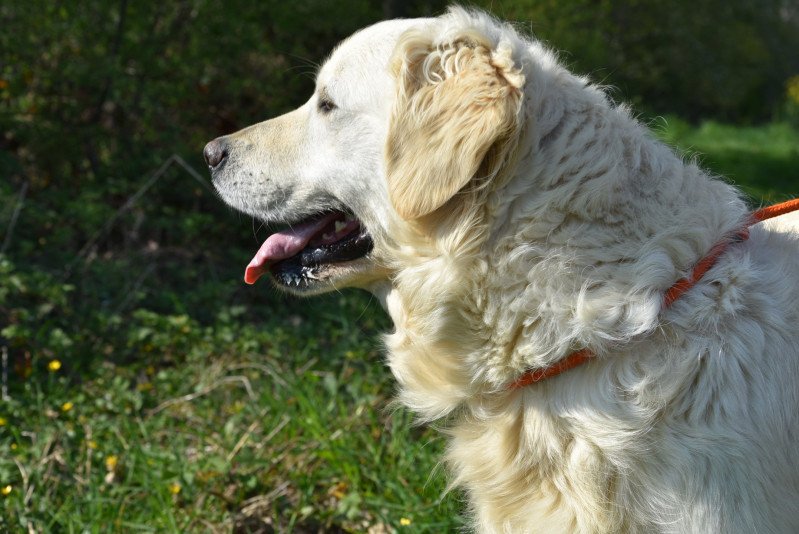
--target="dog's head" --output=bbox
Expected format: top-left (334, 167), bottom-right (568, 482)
top-left (206, 9), bottom-right (526, 296)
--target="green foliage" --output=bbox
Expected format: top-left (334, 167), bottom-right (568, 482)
top-left (477, 0), bottom-right (799, 122)
top-left (1, 0), bottom-right (798, 531)
top-left (0, 273), bottom-right (465, 531)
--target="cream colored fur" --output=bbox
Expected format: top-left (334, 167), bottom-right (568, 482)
top-left (211, 8), bottom-right (799, 533)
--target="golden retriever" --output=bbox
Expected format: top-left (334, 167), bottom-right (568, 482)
top-left (205, 7), bottom-right (799, 533)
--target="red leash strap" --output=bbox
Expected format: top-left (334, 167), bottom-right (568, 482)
top-left (662, 227), bottom-right (750, 308)
top-left (753, 197), bottom-right (799, 222)
top-left (508, 348), bottom-right (594, 389)
top-left (508, 198), bottom-right (799, 391)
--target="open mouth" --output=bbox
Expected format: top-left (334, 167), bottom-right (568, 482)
top-left (244, 211), bottom-right (373, 290)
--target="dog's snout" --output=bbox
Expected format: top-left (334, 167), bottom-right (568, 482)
top-left (203, 138), bottom-right (228, 170)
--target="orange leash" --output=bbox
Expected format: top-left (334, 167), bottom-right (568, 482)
top-left (508, 198), bottom-right (799, 391)
top-left (752, 197), bottom-right (799, 222)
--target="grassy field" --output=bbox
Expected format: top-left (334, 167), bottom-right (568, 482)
top-left (1, 119), bottom-right (797, 533)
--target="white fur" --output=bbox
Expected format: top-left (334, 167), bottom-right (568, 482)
top-left (211, 8), bottom-right (799, 533)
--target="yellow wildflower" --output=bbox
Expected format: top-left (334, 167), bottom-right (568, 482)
top-left (87, 440), bottom-right (98, 450)
top-left (61, 401), bottom-right (74, 412)
top-left (0, 417), bottom-right (7, 426)
top-left (168, 482), bottom-right (182, 495)
top-left (399, 517), bottom-right (412, 526)
top-left (328, 481), bottom-right (348, 499)
top-left (105, 455), bottom-right (118, 471)
top-left (1, 485), bottom-right (11, 496)
top-left (10, 443), bottom-right (17, 450)
top-left (48, 359), bottom-right (62, 372)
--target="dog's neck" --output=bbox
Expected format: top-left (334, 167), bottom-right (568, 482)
top-left (380, 77), bottom-right (749, 421)
top-left (480, 79), bottom-right (749, 377)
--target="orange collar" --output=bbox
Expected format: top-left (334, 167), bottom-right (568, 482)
top-left (508, 198), bottom-right (799, 391)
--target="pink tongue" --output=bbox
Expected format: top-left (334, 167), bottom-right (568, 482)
top-left (244, 212), bottom-right (340, 285)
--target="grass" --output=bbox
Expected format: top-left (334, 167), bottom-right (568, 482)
top-left (653, 116), bottom-right (799, 202)
top-left (1, 119), bottom-right (797, 533)
top-left (1, 290), bottom-right (464, 532)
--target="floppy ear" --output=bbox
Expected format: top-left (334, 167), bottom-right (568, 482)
top-left (386, 30), bottom-right (524, 220)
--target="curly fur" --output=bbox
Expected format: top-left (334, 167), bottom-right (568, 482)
top-left (210, 7), bottom-right (799, 533)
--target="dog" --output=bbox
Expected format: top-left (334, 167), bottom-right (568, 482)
top-left (205, 7), bottom-right (799, 533)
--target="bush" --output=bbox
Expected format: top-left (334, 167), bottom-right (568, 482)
top-left (475, 0), bottom-right (799, 122)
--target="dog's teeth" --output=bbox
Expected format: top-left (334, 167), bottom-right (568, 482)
top-left (335, 221), bottom-right (347, 233)
top-left (322, 233), bottom-right (333, 241)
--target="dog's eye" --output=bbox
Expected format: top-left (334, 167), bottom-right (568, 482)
top-left (318, 98), bottom-right (337, 114)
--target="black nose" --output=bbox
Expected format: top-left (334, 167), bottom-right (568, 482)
top-left (203, 139), bottom-right (228, 169)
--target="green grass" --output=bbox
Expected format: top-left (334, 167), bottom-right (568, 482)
top-left (653, 116), bottom-right (799, 202)
top-left (0, 289), bottom-right (464, 532)
top-left (1, 119), bottom-right (797, 533)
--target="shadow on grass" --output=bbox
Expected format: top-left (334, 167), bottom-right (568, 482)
top-left (234, 514), bottom-right (347, 534)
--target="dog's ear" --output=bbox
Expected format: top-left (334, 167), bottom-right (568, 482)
top-left (386, 30), bottom-right (524, 220)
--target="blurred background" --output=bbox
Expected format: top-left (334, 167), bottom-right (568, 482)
top-left (1, 1), bottom-right (797, 532)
